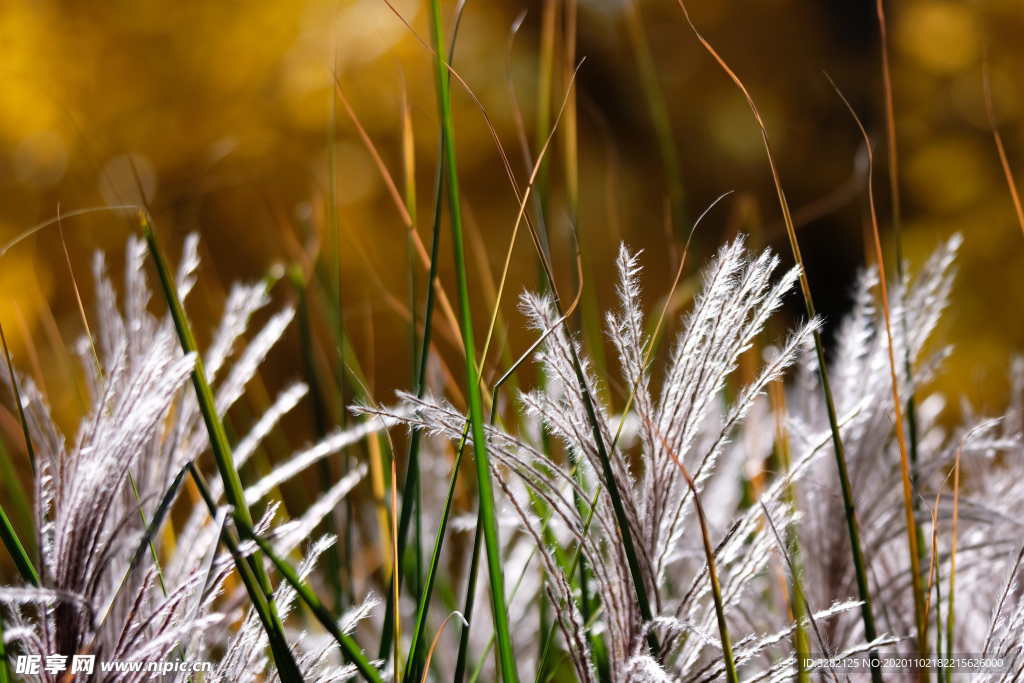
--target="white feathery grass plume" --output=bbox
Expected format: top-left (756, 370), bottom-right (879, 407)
top-left (370, 236), bottom-right (829, 681)
top-left (243, 427), bottom-right (383, 505)
top-left (270, 464), bottom-right (368, 554)
top-left (791, 234), bottom-right (968, 650)
top-left (214, 306), bottom-right (296, 415)
top-left (1, 234), bottom-right (375, 682)
top-left (204, 282), bottom-right (272, 383)
top-left (233, 381), bottom-right (309, 468)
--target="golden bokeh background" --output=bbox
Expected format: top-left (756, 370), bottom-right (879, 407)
top-left (1, 0), bottom-right (1024, 582)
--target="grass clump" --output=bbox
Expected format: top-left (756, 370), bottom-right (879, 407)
top-left (4, 5), bottom-right (1024, 683)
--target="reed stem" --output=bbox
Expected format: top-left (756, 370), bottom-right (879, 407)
top-left (673, 9), bottom-right (882, 680)
top-left (141, 212), bottom-right (304, 683)
top-left (427, 1), bottom-right (518, 679)
top-left (768, 380), bottom-right (809, 682)
top-left (877, 3), bottom-right (930, 664)
top-left (829, 78), bottom-right (928, 670)
top-left (0, 503), bottom-right (37, 586)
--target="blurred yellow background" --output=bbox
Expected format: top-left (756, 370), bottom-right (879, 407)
top-left (1, 0), bottom-right (1023, 484)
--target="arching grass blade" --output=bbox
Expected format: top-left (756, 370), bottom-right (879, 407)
top-left (0, 503), bottom-right (38, 587)
top-left (140, 212), bottom-right (304, 683)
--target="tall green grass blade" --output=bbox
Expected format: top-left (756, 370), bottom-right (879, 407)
top-left (453, 507), bottom-right (483, 683)
top-left (422, 67), bottom-right (586, 678)
top-left (378, 4), bottom-right (467, 661)
top-left (140, 212), bottom-right (304, 683)
top-left (674, 9), bottom-right (881, 680)
top-left (404, 435), bottom-right (469, 683)
top-left (0, 439), bottom-right (33, 558)
top-left (0, 502), bottom-right (37, 586)
top-left (428, 0), bottom-right (518, 676)
top-left (533, 0), bottom-right (556, 253)
top-left (409, 329), bottom-right (574, 683)
top-left (186, 464), bottom-right (304, 683)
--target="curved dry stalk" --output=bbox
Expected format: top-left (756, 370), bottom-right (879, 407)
top-left (672, 8), bottom-right (881, 678)
top-left (984, 56), bottom-right (1024, 241)
top-left (505, 8), bottom-right (547, 250)
top-left (421, 612), bottom-right (467, 683)
top-left (332, 75), bottom-right (465, 357)
top-left (140, 210), bottom-right (303, 683)
top-left (877, 0), bottom-right (925, 604)
top-left (479, 61), bottom-right (582, 370)
top-left (652, 422), bottom-right (737, 683)
top-left (826, 74), bottom-right (927, 665)
top-left (377, 0), bottom-right (559, 285)
top-left (0, 204), bottom-right (144, 257)
top-left (876, 0), bottom-right (902, 255)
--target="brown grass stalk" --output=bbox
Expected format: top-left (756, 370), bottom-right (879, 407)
top-left (984, 57), bottom-right (1024, 241)
top-left (828, 75), bottom-right (928, 669)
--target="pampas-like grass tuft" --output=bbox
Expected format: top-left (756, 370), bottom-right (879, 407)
top-left (0, 235), bottom-right (379, 683)
top-left (366, 234), bottom-right (1024, 683)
